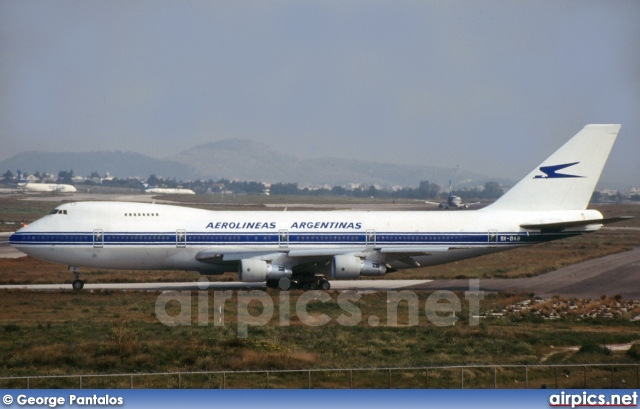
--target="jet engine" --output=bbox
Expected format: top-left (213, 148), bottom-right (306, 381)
top-left (330, 255), bottom-right (386, 279)
top-left (238, 259), bottom-right (292, 282)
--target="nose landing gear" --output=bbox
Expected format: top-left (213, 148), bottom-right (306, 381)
top-left (72, 279), bottom-right (84, 291)
top-left (69, 266), bottom-right (85, 291)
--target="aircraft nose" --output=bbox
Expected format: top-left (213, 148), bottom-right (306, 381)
top-left (8, 224), bottom-right (29, 246)
top-left (8, 231), bottom-right (20, 246)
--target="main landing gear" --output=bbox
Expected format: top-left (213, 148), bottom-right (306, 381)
top-left (299, 277), bottom-right (331, 291)
top-left (265, 276), bottom-right (331, 290)
top-left (69, 266), bottom-right (85, 291)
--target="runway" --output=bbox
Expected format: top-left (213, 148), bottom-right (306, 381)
top-left (406, 247), bottom-right (640, 299)
top-left (0, 233), bottom-right (23, 259)
top-left (0, 280), bottom-right (433, 292)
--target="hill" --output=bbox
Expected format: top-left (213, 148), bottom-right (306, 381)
top-left (0, 151), bottom-right (195, 180)
top-left (0, 140), bottom-right (511, 188)
top-left (170, 139), bottom-right (507, 188)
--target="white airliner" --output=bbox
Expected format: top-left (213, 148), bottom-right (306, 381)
top-left (425, 181), bottom-right (480, 210)
top-left (144, 187), bottom-right (196, 195)
top-left (20, 182), bottom-right (77, 193)
top-left (9, 125), bottom-right (630, 290)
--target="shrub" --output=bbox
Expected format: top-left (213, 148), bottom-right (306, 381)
top-left (4, 324), bottom-right (19, 332)
top-left (578, 341), bottom-right (611, 355)
top-left (627, 344), bottom-right (640, 360)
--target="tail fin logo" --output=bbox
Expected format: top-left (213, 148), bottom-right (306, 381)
top-left (534, 162), bottom-right (584, 179)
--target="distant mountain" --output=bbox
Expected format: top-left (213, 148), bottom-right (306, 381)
top-left (0, 151), bottom-right (195, 180)
top-left (169, 139), bottom-right (512, 188)
top-left (0, 140), bottom-right (513, 188)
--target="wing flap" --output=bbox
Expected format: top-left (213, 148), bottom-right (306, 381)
top-left (197, 245), bottom-right (452, 263)
top-left (195, 250), bottom-right (282, 263)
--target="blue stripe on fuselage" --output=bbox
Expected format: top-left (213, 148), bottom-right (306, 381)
top-left (9, 231), bottom-right (579, 246)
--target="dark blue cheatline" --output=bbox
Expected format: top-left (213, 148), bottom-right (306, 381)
top-left (9, 231), bottom-right (579, 247)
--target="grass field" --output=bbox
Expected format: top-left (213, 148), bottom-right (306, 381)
top-left (0, 195), bottom-right (638, 387)
top-left (0, 289), bottom-right (639, 387)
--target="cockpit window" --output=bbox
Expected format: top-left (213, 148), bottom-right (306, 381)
top-left (48, 209), bottom-right (67, 215)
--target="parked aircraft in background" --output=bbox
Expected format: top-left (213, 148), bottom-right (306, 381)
top-left (144, 187), bottom-right (195, 195)
top-left (9, 171), bottom-right (77, 193)
top-left (425, 181), bottom-right (480, 210)
top-left (19, 182), bottom-right (77, 193)
top-left (141, 182), bottom-right (195, 195)
top-left (10, 125), bottom-right (630, 290)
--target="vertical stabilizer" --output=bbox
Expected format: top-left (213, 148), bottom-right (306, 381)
top-left (484, 124), bottom-right (620, 211)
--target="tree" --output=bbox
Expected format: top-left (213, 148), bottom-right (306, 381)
top-left (590, 191), bottom-right (603, 203)
top-left (417, 180), bottom-right (440, 199)
top-left (614, 191), bottom-right (625, 203)
top-left (270, 183), bottom-right (299, 196)
top-left (331, 186), bottom-right (347, 196)
top-left (147, 174), bottom-right (160, 187)
top-left (2, 170), bottom-right (14, 181)
top-left (57, 170), bottom-right (74, 184)
top-left (480, 182), bottom-right (503, 199)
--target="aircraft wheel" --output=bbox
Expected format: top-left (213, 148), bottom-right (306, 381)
top-left (320, 280), bottom-right (331, 290)
top-left (266, 279), bottom-right (279, 289)
top-left (72, 279), bottom-right (85, 291)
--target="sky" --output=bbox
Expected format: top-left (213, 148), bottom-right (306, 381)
top-left (1, 1), bottom-right (639, 187)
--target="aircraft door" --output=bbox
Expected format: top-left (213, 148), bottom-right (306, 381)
top-left (93, 229), bottom-right (103, 248)
top-left (176, 229), bottom-right (187, 248)
top-left (366, 229), bottom-right (376, 247)
top-left (279, 229), bottom-right (289, 248)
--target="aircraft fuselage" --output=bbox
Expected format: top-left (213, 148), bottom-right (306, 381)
top-left (9, 201), bottom-right (601, 274)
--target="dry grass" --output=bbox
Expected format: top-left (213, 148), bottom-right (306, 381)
top-left (0, 256), bottom-right (206, 285)
top-left (0, 289), bottom-right (638, 382)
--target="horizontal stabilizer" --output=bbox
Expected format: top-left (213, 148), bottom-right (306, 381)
top-left (520, 216), bottom-right (633, 231)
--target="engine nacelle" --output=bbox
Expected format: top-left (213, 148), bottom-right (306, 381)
top-left (330, 255), bottom-right (387, 279)
top-left (238, 259), bottom-right (292, 282)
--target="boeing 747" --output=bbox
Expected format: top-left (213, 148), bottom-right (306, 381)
top-left (9, 125), bottom-right (630, 290)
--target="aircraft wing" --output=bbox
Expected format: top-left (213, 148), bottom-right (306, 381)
top-left (520, 216), bottom-right (633, 231)
top-left (195, 245), bottom-right (451, 264)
